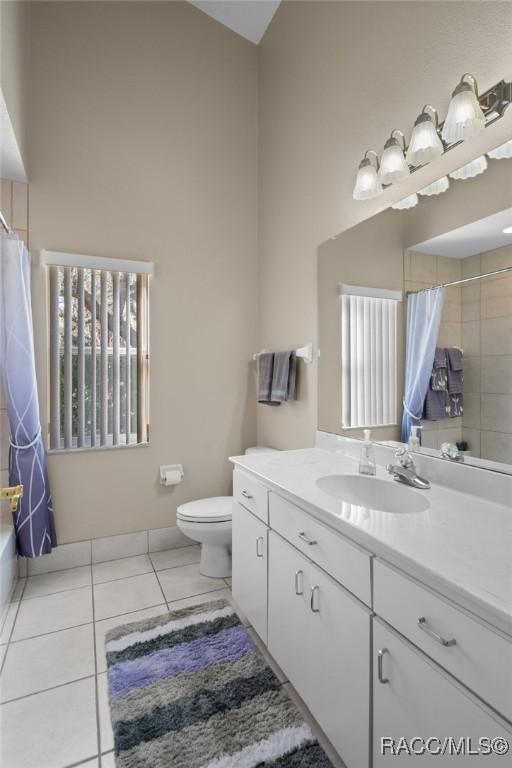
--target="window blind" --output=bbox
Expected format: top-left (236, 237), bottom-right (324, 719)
top-left (48, 260), bottom-right (150, 451)
top-left (339, 284), bottom-right (401, 429)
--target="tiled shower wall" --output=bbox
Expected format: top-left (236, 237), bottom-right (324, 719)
top-left (461, 245), bottom-right (512, 463)
top-left (0, 180), bottom-right (29, 518)
top-left (404, 250), bottom-right (463, 449)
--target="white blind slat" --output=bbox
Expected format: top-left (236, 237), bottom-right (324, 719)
top-left (112, 272), bottom-right (120, 445)
top-left (49, 267), bottom-right (60, 450)
top-left (63, 267), bottom-right (73, 448)
top-left (77, 269), bottom-right (85, 447)
top-left (100, 271), bottom-right (108, 445)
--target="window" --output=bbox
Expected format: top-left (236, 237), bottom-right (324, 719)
top-left (42, 251), bottom-right (152, 451)
top-left (339, 284), bottom-right (401, 429)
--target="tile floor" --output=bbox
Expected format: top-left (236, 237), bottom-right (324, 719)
top-left (0, 544), bottom-right (344, 768)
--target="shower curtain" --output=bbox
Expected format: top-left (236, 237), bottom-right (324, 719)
top-left (401, 287), bottom-right (446, 443)
top-left (0, 232), bottom-right (56, 556)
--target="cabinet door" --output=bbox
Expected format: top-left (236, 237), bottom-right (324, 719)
top-left (374, 619), bottom-right (512, 765)
top-left (268, 531), bottom-right (371, 768)
top-left (232, 502), bottom-right (268, 643)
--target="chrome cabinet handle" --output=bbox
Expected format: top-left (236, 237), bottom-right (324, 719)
top-left (417, 617), bottom-right (456, 647)
top-left (241, 490), bottom-right (253, 500)
top-left (310, 585), bottom-right (320, 613)
top-left (294, 570), bottom-right (304, 595)
top-left (256, 537), bottom-right (264, 558)
top-left (378, 648), bottom-right (389, 684)
top-left (298, 531), bottom-right (318, 546)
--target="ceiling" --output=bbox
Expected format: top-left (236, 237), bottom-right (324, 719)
top-left (0, 90), bottom-right (27, 184)
top-left (189, 0), bottom-right (280, 44)
top-left (411, 208), bottom-right (512, 259)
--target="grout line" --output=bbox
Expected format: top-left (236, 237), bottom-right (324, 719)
top-left (0, 673), bottom-right (96, 706)
top-left (150, 551), bottom-right (171, 610)
top-left (61, 755), bottom-right (100, 768)
top-left (91, 560), bottom-right (103, 768)
top-left (7, 619), bottom-right (94, 645)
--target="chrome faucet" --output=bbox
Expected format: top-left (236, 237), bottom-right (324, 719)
top-left (386, 447), bottom-right (430, 490)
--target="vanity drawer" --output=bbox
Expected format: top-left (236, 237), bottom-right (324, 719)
top-left (268, 492), bottom-right (372, 606)
top-left (233, 469), bottom-right (269, 524)
top-left (374, 559), bottom-right (512, 722)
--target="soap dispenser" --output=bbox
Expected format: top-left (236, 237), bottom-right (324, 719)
top-left (408, 425), bottom-right (422, 452)
top-left (359, 429), bottom-right (376, 476)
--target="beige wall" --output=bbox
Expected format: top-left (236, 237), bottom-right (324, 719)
top-left (0, 180), bottom-right (29, 520)
top-left (258, 0), bottom-right (512, 449)
top-left (0, 0), bottom-right (30, 166)
top-left (28, 2), bottom-right (258, 543)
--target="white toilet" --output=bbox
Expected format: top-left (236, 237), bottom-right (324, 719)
top-left (176, 447), bottom-right (275, 578)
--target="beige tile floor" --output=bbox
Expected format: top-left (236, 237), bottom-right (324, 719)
top-left (0, 544), bottom-right (344, 768)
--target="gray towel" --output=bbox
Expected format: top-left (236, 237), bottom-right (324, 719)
top-left (270, 351), bottom-right (297, 403)
top-left (449, 393), bottom-right (463, 417)
top-left (423, 389), bottom-right (449, 421)
top-left (447, 347), bottom-right (463, 394)
top-left (257, 353), bottom-right (275, 404)
top-left (431, 347), bottom-right (448, 391)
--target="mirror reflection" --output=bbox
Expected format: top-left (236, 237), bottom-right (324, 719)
top-left (318, 164), bottom-right (512, 473)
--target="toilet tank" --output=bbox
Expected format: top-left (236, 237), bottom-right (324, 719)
top-left (244, 446), bottom-right (277, 455)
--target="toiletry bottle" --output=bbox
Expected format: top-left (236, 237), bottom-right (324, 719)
top-left (359, 429), bottom-right (376, 476)
top-left (408, 425), bottom-right (422, 452)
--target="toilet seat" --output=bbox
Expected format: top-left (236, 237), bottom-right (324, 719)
top-left (177, 496), bottom-right (232, 524)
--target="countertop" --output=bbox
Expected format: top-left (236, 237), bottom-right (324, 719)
top-left (230, 447), bottom-right (512, 638)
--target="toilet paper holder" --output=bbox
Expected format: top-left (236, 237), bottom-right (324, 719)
top-left (159, 464), bottom-right (184, 486)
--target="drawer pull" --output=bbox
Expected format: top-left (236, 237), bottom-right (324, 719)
top-left (256, 537), bottom-right (264, 558)
top-left (294, 570), bottom-right (304, 595)
top-left (241, 490), bottom-right (253, 500)
top-left (298, 531), bottom-right (317, 546)
top-left (378, 648), bottom-right (389, 684)
top-left (310, 585), bottom-right (320, 613)
top-left (417, 617), bottom-right (456, 647)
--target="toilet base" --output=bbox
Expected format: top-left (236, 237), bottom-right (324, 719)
top-left (200, 543), bottom-right (231, 578)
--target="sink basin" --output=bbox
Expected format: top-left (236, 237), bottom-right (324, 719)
top-left (316, 474), bottom-right (430, 514)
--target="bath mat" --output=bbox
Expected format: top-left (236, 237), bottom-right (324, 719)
top-left (105, 598), bottom-right (335, 767)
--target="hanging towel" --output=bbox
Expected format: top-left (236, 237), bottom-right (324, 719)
top-left (423, 389), bottom-right (448, 421)
top-left (257, 353), bottom-right (276, 404)
top-left (271, 351), bottom-right (297, 403)
top-left (449, 392), bottom-right (463, 417)
top-left (447, 347), bottom-right (463, 394)
top-left (431, 347), bottom-right (448, 391)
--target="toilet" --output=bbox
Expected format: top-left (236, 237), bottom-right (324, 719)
top-left (176, 447), bottom-right (276, 578)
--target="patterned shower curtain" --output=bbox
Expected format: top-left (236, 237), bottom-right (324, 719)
top-left (0, 232), bottom-right (57, 556)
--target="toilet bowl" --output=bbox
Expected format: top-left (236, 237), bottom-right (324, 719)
top-left (176, 447), bottom-right (276, 578)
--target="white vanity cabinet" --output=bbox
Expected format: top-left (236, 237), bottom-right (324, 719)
top-left (373, 619), bottom-right (512, 765)
top-left (232, 500), bottom-right (268, 642)
top-left (268, 530), bottom-right (371, 768)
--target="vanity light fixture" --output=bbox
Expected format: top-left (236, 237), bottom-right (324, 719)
top-left (418, 176), bottom-right (449, 197)
top-left (352, 150), bottom-right (382, 201)
top-left (441, 74), bottom-right (486, 143)
top-left (449, 155), bottom-right (488, 181)
top-left (503, 226), bottom-right (512, 234)
top-left (379, 130), bottom-right (410, 185)
top-left (391, 193), bottom-right (418, 210)
top-left (488, 139), bottom-right (512, 160)
top-left (406, 105), bottom-right (444, 166)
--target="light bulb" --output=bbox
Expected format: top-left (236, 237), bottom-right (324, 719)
top-left (379, 131), bottom-right (410, 185)
top-left (418, 176), bottom-right (449, 196)
top-left (353, 151), bottom-right (382, 201)
top-left (449, 155), bottom-right (487, 180)
top-left (488, 140), bottom-right (512, 160)
top-left (441, 74), bottom-right (485, 143)
top-left (406, 106), bottom-right (444, 166)
top-left (503, 226), bottom-right (512, 234)
top-left (392, 194), bottom-right (418, 210)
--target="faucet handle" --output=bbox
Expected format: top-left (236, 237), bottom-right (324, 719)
top-left (395, 446), bottom-right (415, 469)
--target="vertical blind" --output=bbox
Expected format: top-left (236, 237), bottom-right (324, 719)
top-left (47, 262), bottom-right (149, 451)
top-left (340, 284), bottom-right (401, 429)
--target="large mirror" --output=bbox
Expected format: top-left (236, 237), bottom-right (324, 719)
top-left (318, 158), bottom-right (512, 473)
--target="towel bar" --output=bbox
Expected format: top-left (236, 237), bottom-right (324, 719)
top-left (252, 342), bottom-right (313, 364)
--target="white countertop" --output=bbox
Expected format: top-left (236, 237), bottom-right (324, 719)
top-left (230, 446), bottom-right (512, 637)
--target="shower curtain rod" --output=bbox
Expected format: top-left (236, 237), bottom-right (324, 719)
top-left (406, 265), bottom-right (512, 296)
top-left (0, 210), bottom-right (10, 233)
